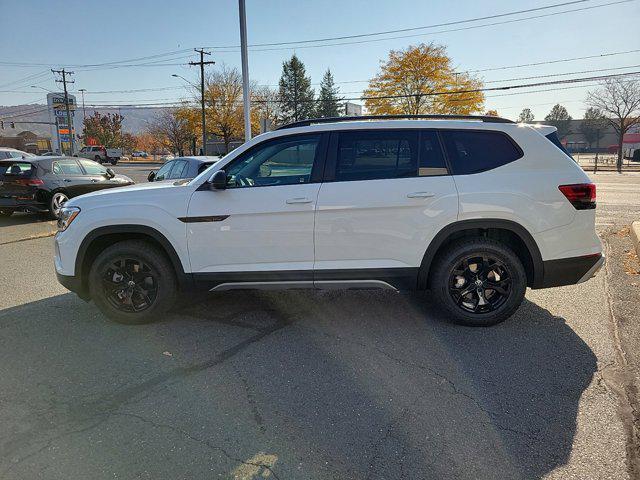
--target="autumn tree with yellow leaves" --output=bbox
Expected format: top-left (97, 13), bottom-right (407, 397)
top-left (363, 43), bottom-right (484, 115)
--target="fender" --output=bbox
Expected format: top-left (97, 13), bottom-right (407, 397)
top-left (75, 224), bottom-right (192, 291)
top-left (417, 219), bottom-right (544, 289)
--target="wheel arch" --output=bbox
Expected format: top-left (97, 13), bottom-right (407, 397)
top-left (75, 225), bottom-right (191, 299)
top-left (418, 219), bottom-right (543, 290)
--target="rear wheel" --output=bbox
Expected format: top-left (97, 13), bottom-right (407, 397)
top-left (48, 191), bottom-right (68, 219)
top-left (94, 155), bottom-right (102, 163)
top-left (89, 240), bottom-right (177, 324)
top-left (111, 159), bottom-right (118, 165)
top-left (0, 208), bottom-right (14, 217)
top-left (430, 238), bottom-right (527, 327)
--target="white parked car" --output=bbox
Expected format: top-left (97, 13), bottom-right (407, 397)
top-left (54, 115), bottom-right (603, 326)
top-left (0, 147), bottom-right (35, 159)
top-left (77, 145), bottom-right (122, 165)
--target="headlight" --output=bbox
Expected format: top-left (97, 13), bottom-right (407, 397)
top-left (57, 206), bottom-right (81, 232)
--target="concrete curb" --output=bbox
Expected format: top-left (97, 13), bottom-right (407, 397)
top-left (631, 221), bottom-right (640, 257)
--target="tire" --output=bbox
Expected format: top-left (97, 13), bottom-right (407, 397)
top-left (111, 159), bottom-right (118, 166)
top-left (94, 155), bottom-right (102, 163)
top-left (429, 237), bottom-right (527, 327)
top-left (0, 208), bottom-right (14, 217)
top-left (88, 240), bottom-right (177, 325)
top-left (48, 191), bottom-right (68, 219)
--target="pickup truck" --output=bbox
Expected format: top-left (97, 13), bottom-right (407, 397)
top-left (77, 146), bottom-right (122, 165)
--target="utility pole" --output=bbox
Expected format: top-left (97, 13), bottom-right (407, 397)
top-left (239, 0), bottom-right (251, 142)
top-left (189, 49), bottom-right (214, 155)
top-left (51, 68), bottom-right (75, 155)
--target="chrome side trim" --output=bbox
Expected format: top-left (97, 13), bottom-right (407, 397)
top-left (210, 281), bottom-right (314, 291)
top-left (209, 279), bottom-right (398, 292)
top-left (314, 280), bottom-right (398, 291)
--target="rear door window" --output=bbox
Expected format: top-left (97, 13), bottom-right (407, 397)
top-left (441, 130), bottom-right (523, 175)
top-left (335, 130), bottom-right (418, 181)
top-left (53, 159), bottom-right (84, 175)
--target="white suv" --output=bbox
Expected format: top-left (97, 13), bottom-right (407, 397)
top-left (54, 115), bottom-right (603, 327)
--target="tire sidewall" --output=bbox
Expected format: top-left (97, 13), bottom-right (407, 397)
top-left (89, 242), bottom-right (176, 324)
top-left (432, 240), bottom-right (527, 327)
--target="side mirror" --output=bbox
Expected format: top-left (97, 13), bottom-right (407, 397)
top-left (106, 168), bottom-right (116, 179)
top-left (147, 171), bottom-right (156, 182)
top-left (210, 170), bottom-right (227, 190)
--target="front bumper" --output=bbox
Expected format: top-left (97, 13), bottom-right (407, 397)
top-left (537, 253), bottom-right (605, 288)
top-left (55, 271), bottom-right (90, 301)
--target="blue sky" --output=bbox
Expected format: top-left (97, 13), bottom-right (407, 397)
top-left (1, 0), bottom-right (639, 120)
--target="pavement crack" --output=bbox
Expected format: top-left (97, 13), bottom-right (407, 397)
top-left (602, 237), bottom-right (640, 478)
top-left (114, 412), bottom-right (280, 479)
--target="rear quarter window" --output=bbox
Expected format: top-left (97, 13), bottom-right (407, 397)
top-left (0, 161), bottom-right (35, 177)
top-left (441, 130), bottom-right (523, 175)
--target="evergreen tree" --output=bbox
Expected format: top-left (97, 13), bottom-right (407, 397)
top-left (518, 108), bottom-right (535, 123)
top-left (278, 54), bottom-right (315, 123)
top-left (316, 69), bottom-right (343, 118)
top-left (544, 104), bottom-right (572, 139)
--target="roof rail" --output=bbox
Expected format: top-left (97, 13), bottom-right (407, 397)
top-left (276, 114), bottom-right (515, 130)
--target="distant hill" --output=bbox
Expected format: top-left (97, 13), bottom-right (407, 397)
top-left (0, 104), bottom-right (167, 137)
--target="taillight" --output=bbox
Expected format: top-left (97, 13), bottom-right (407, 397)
top-left (558, 183), bottom-right (596, 210)
top-left (14, 178), bottom-right (44, 186)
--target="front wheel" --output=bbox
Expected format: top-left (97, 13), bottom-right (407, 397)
top-left (111, 159), bottom-right (118, 165)
top-left (89, 240), bottom-right (177, 324)
top-left (430, 238), bottom-right (527, 327)
top-left (0, 208), bottom-right (14, 217)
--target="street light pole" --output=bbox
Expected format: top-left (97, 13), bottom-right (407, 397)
top-left (239, 0), bottom-right (251, 142)
top-left (78, 88), bottom-right (87, 125)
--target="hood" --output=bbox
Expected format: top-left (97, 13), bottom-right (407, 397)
top-left (65, 179), bottom-right (193, 207)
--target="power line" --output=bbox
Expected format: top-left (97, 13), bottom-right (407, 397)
top-left (208, 0), bottom-right (593, 48)
top-left (208, 0), bottom-right (633, 52)
top-left (0, 49), bottom-right (193, 69)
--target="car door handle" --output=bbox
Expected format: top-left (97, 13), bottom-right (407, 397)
top-left (407, 191), bottom-right (435, 198)
top-left (286, 197), bottom-right (313, 204)
top-left (63, 179), bottom-right (72, 182)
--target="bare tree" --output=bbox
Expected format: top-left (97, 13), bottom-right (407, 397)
top-left (587, 78), bottom-right (640, 172)
top-left (147, 108), bottom-right (193, 156)
top-left (251, 86), bottom-right (282, 132)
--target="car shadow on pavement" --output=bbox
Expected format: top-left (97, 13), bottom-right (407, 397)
top-left (0, 291), bottom-right (597, 479)
top-left (0, 212), bottom-right (52, 228)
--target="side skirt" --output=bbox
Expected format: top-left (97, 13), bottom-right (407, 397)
top-left (192, 268), bottom-right (419, 292)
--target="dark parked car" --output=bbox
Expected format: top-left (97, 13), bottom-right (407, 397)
top-left (147, 156), bottom-right (220, 182)
top-left (0, 156), bottom-right (134, 219)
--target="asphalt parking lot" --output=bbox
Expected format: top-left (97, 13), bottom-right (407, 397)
top-left (0, 166), bottom-right (639, 479)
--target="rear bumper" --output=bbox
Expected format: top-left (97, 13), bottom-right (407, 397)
top-left (536, 253), bottom-right (604, 288)
top-left (0, 198), bottom-right (48, 213)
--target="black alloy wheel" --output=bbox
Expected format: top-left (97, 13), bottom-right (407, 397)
top-left (449, 255), bottom-right (511, 314)
top-left (101, 257), bottom-right (158, 313)
top-left (430, 238), bottom-right (527, 327)
top-left (89, 240), bottom-right (177, 324)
